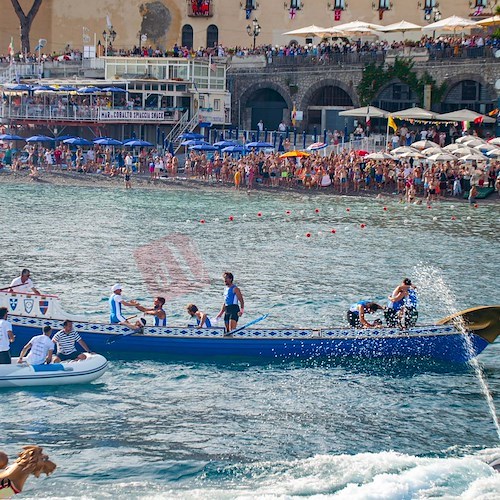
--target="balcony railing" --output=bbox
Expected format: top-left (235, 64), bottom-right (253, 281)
top-left (188, 0), bottom-right (213, 17)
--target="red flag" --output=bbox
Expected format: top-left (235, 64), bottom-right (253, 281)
top-left (473, 116), bottom-right (484, 124)
top-left (366, 106), bottom-right (371, 129)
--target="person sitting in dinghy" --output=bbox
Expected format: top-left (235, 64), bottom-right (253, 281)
top-left (347, 301), bottom-right (384, 328)
top-left (186, 304), bottom-right (212, 328)
top-left (52, 320), bottom-right (92, 362)
top-left (18, 325), bottom-right (54, 365)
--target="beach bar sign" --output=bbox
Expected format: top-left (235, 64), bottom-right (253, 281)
top-left (98, 109), bottom-right (165, 122)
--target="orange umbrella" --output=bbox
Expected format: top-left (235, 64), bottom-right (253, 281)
top-left (279, 150), bottom-right (310, 158)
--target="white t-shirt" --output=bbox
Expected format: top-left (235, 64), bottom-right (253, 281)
top-left (0, 319), bottom-right (13, 351)
top-left (10, 276), bottom-right (36, 293)
top-left (26, 334), bottom-right (54, 364)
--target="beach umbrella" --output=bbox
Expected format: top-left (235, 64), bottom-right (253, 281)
top-left (101, 87), bottom-right (127, 93)
top-left (56, 85), bottom-right (77, 92)
top-left (282, 25), bottom-right (327, 37)
top-left (279, 150), bottom-right (310, 158)
top-left (180, 139), bottom-right (209, 147)
top-left (123, 139), bottom-right (154, 147)
top-left (63, 137), bottom-right (93, 146)
top-left (427, 152), bottom-right (457, 162)
top-left (222, 145), bottom-right (245, 153)
top-left (422, 15), bottom-right (477, 33)
top-left (246, 141), bottom-right (274, 148)
top-left (77, 86), bottom-right (101, 94)
top-left (334, 20), bottom-right (384, 31)
top-left (474, 143), bottom-right (496, 152)
top-left (339, 106), bottom-right (388, 118)
top-left (437, 109), bottom-right (495, 124)
top-left (55, 135), bottom-right (76, 142)
top-left (0, 134), bottom-right (24, 141)
top-left (25, 135), bottom-right (55, 143)
top-left (365, 152), bottom-right (394, 160)
top-left (421, 147), bottom-right (445, 156)
top-left (7, 84), bottom-right (31, 91)
top-left (376, 20), bottom-right (422, 37)
top-left (93, 138), bottom-right (123, 146)
top-left (459, 154), bottom-right (486, 162)
top-left (393, 107), bottom-right (438, 120)
top-left (399, 150), bottom-right (426, 159)
top-left (475, 15), bottom-right (500, 27)
top-left (455, 136), bottom-right (475, 144)
top-left (189, 144), bottom-right (217, 151)
top-left (411, 140), bottom-right (440, 150)
top-left (443, 144), bottom-right (463, 152)
top-left (487, 137), bottom-right (500, 145)
top-left (213, 140), bottom-right (238, 148)
top-left (486, 148), bottom-right (500, 157)
top-left (390, 146), bottom-right (418, 154)
top-left (453, 146), bottom-right (478, 156)
top-left (179, 132), bottom-right (204, 140)
top-left (31, 85), bottom-right (56, 92)
top-left (461, 138), bottom-right (486, 147)
top-left (307, 142), bottom-right (328, 151)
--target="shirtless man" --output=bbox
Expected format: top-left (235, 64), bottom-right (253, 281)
top-left (9, 269), bottom-right (40, 294)
top-left (132, 296), bottom-right (167, 326)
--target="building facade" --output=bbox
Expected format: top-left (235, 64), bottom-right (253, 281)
top-left (1, 0), bottom-right (497, 55)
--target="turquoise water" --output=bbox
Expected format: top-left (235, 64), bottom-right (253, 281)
top-left (1, 181), bottom-right (500, 498)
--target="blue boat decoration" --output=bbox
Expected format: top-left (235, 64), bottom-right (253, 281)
top-left (1, 292), bottom-right (498, 364)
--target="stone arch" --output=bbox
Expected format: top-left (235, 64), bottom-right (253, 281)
top-left (238, 82), bottom-right (292, 130)
top-left (299, 78), bottom-right (357, 133)
top-left (371, 78), bottom-right (420, 112)
top-left (441, 73), bottom-right (496, 114)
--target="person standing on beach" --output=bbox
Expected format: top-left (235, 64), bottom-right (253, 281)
top-left (0, 307), bottom-right (14, 364)
top-left (216, 272), bottom-right (244, 333)
top-left (9, 269), bottom-right (40, 294)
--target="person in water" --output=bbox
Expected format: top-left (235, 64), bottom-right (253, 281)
top-left (186, 304), bottom-right (212, 328)
top-left (386, 278), bottom-right (418, 328)
top-left (132, 296), bottom-right (167, 326)
top-left (216, 272), bottom-right (244, 332)
top-left (347, 301), bottom-right (384, 328)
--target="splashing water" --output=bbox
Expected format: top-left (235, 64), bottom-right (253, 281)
top-left (415, 265), bottom-right (500, 441)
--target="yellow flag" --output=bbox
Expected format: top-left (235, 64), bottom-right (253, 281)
top-left (388, 115), bottom-right (397, 132)
top-left (291, 102), bottom-right (297, 127)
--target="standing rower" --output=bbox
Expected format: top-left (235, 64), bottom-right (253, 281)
top-left (9, 269), bottom-right (40, 294)
top-left (216, 272), bottom-right (244, 332)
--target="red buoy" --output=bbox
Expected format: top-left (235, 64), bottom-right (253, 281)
top-left (286, 210), bottom-right (291, 215)
top-left (229, 215), bottom-right (234, 221)
top-left (200, 219), bottom-right (205, 224)
top-left (346, 208), bottom-right (350, 212)
top-left (315, 208), bottom-right (320, 213)
top-left (383, 207), bottom-right (387, 211)
top-left (331, 229), bottom-right (336, 234)
top-left (451, 216), bottom-right (456, 220)
top-left (257, 212), bottom-right (262, 217)
top-left (306, 232), bottom-right (311, 238)
top-left (360, 223), bottom-right (366, 229)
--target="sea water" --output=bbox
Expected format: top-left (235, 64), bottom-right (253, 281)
top-left (0, 181), bottom-right (499, 498)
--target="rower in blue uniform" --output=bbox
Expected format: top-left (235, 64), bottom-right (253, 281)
top-left (347, 301), bottom-right (384, 328)
top-left (132, 296), bottom-right (167, 326)
top-left (216, 272), bottom-right (245, 332)
top-left (186, 304), bottom-right (212, 328)
top-left (109, 283), bottom-right (143, 330)
top-left (386, 278), bottom-right (418, 328)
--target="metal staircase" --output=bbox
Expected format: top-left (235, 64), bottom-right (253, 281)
top-left (165, 110), bottom-right (200, 155)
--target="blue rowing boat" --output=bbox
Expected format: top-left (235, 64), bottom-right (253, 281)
top-left (2, 292), bottom-right (499, 364)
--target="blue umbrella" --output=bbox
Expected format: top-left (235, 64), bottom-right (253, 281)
top-left (55, 135), bottom-right (76, 142)
top-left (222, 145), bottom-right (245, 153)
top-left (93, 138), bottom-right (123, 146)
top-left (246, 141), bottom-right (274, 148)
top-left (123, 139), bottom-right (154, 147)
top-left (25, 135), bottom-right (55, 143)
top-left (213, 140), bottom-right (238, 148)
top-left (57, 86), bottom-right (77, 92)
top-left (101, 87), bottom-right (127, 93)
top-left (0, 134), bottom-right (24, 141)
top-left (31, 85), bottom-right (56, 92)
top-left (179, 132), bottom-right (204, 140)
top-left (180, 139), bottom-right (209, 146)
top-left (189, 144), bottom-right (218, 151)
top-left (77, 86), bottom-right (101, 94)
top-left (63, 137), bottom-right (93, 146)
top-left (7, 84), bottom-right (31, 91)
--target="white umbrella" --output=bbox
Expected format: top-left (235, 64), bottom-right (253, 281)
top-left (460, 154), bottom-right (486, 162)
top-left (399, 150), bottom-right (426, 159)
top-left (393, 107), bottom-right (438, 120)
top-left (365, 152), bottom-right (394, 160)
top-left (422, 15), bottom-right (478, 33)
top-left (474, 143), bottom-right (496, 152)
top-left (338, 106), bottom-right (388, 118)
top-left (334, 20), bottom-right (384, 31)
top-left (462, 138), bottom-right (486, 147)
top-left (486, 148), bottom-right (500, 157)
top-left (474, 15), bottom-right (500, 27)
top-left (411, 140), bottom-right (440, 150)
top-left (456, 136), bottom-right (475, 144)
top-left (283, 25), bottom-right (327, 36)
top-left (421, 147), bottom-right (445, 156)
top-left (437, 109), bottom-right (495, 124)
top-left (390, 146), bottom-right (418, 154)
top-left (453, 147), bottom-right (478, 156)
top-left (443, 143), bottom-right (462, 152)
top-left (314, 27), bottom-right (348, 37)
top-left (427, 153), bottom-right (457, 162)
top-left (377, 20), bottom-right (422, 37)
top-left (487, 137), bottom-right (500, 146)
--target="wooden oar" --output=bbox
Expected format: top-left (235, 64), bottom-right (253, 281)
top-left (0, 282), bottom-right (29, 292)
top-left (224, 314), bottom-right (269, 336)
top-left (437, 305), bottom-right (500, 343)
